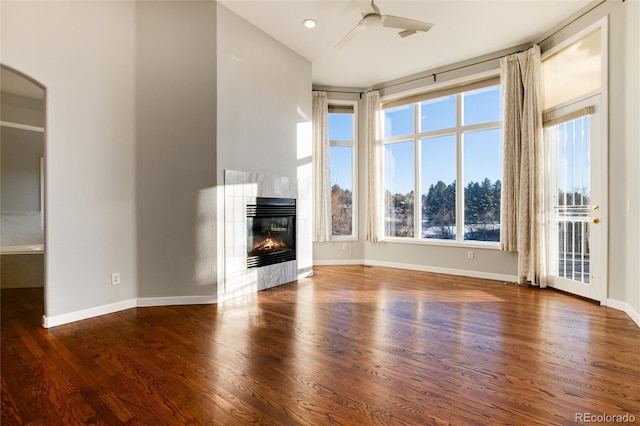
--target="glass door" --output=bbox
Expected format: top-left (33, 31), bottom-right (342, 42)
top-left (544, 97), bottom-right (605, 302)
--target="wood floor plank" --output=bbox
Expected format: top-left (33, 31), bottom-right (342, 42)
top-left (2, 266), bottom-right (639, 425)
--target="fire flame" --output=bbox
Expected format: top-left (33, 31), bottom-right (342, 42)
top-left (253, 231), bottom-right (287, 254)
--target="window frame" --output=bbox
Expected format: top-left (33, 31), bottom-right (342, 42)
top-left (328, 100), bottom-right (358, 241)
top-left (380, 75), bottom-right (503, 248)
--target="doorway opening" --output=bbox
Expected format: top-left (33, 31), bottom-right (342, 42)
top-left (541, 18), bottom-right (608, 303)
top-left (544, 97), bottom-right (605, 301)
top-left (1, 65), bottom-right (47, 319)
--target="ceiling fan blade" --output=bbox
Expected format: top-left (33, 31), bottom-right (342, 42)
top-left (398, 30), bottom-right (417, 38)
top-left (356, 0), bottom-right (379, 15)
top-left (335, 23), bottom-right (367, 49)
top-left (381, 15), bottom-right (433, 33)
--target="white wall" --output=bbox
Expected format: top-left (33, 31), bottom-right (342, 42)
top-left (1, 1), bottom-right (138, 317)
top-left (539, 0), bottom-right (640, 322)
top-left (4, 0), bottom-right (632, 324)
top-left (216, 4), bottom-right (312, 182)
top-left (216, 3), bottom-right (313, 293)
top-left (1, 0), bottom-right (312, 322)
top-left (314, 1), bottom-right (640, 323)
top-left (314, 57), bottom-right (519, 281)
top-left (618, 0), bottom-right (639, 321)
top-left (135, 1), bottom-right (218, 299)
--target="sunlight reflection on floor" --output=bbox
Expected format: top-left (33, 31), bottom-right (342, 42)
top-left (256, 288), bottom-right (505, 304)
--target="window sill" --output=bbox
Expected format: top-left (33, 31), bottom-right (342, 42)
top-left (380, 237), bottom-right (500, 250)
top-left (329, 235), bottom-right (358, 242)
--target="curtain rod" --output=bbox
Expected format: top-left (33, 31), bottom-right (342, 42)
top-left (321, 89), bottom-right (365, 98)
top-left (321, 89), bottom-right (361, 94)
top-left (379, 55), bottom-right (507, 92)
top-left (375, 0), bottom-right (610, 93)
top-left (319, 0), bottom-right (611, 96)
top-left (538, 0), bottom-right (608, 45)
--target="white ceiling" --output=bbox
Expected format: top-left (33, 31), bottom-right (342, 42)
top-left (220, 0), bottom-right (593, 88)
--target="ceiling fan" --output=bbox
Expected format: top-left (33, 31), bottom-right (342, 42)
top-left (335, 0), bottom-right (434, 49)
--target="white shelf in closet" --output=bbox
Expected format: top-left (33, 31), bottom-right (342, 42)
top-left (0, 120), bottom-right (44, 133)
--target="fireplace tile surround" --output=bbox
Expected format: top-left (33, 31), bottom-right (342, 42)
top-left (223, 170), bottom-right (312, 300)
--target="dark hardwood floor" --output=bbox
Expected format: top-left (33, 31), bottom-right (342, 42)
top-left (2, 265), bottom-right (639, 425)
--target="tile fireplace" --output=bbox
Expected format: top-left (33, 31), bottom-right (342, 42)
top-left (223, 170), bottom-right (311, 301)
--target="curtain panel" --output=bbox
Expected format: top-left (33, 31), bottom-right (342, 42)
top-left (312, 91), bottom-right (331, 242)
top-left (365, 91), bottom-right (383, 243)
top-left (500, 45), bottom-right (547, 287)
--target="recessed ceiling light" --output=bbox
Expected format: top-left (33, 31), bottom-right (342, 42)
top-left (302, 19), bottom-right (317, 29)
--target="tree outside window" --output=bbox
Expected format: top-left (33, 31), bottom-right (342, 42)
top-left (382, 81), bottom-right (502, 243)
top-left (328, 103), bottom-right (357, 238)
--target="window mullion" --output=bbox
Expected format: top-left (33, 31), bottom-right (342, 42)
top-left (456, 93), bottom-right (464, 242)
top-left (414, 103), bottom-right (421, 240)
top-left (381, 82), bottom-right (502, 244)
top-left (328, 103), bottom-right (357, 240)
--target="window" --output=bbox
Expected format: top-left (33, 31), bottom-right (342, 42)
top-left (328, 102), bottom-right (357, 238)
top-left (542, 28), bottom-right (602, 111)
top-left (382, 79), bottom-right (502, 244)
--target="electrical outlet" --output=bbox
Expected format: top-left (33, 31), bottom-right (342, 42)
top-left (111, 272), bottom-right (121, 285)
top-left (342, 243), bottom-right (347, 251)
top-left (467, 251), bottom-right (474, 260)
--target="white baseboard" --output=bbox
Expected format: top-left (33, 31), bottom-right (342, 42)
top-left (42, 298), bottom-right (137, 328)
top-left (137, 295), bottom-right (218, 307)
top-left (42, 269), bottom-right (638, 330)
top-left (42, 295), bottom-right (219, 328)
top-left (605, 298), bottom-right (640, 328)
top-left (314, 258), bottom-right (518, 283)
top-left (313, 259), bottom-right (365, 266)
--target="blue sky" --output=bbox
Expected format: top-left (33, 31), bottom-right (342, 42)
top-left (329, 86), bottom-right (503, 195)
top-left (329, 113), bottom-right (354, 191)
top-left (555, 116), bottom-right (591, 200)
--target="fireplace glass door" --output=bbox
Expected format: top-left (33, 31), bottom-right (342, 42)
top-left (246, 198), bottom-right (296, 268)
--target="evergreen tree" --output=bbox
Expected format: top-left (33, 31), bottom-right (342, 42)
top-left (464, 178), bottom-right (501, 241)
top-left (385, 190), bottom-right (414, 237)
top-left (423, 180), bottom-right (456, 239)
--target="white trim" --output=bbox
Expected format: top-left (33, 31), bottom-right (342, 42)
top-left (42, 298), bottom-right (137, 328)
top-left (379, 69), bottom-right (500, 105)
top-left (315, 263), bottom-right (637, 324)
top-left (136, 295), bottom-right (218, 307)
top-left (598, 15), bottom-right (609, 306)
top-left (382, 236), bottom-right (500, 250)
top-left (41, 274), bottom-right (638, 330)
top-left (540, 17), bottom-right (607, 61)
top-left (381, 79), bottom-right (502, 245)
top-left (297, 268), bottom-right (314, 279)
top-left (41, 295), bottom-right (219, 328)
top-left (314, 259), bottom-right (517, 283)
top-left (328, 99), bottom-right (359, 241)
top-left (542, 16), bottom-right (609, 306)
top-left (313, 259), bottom-right (365, 266)
top-left (604, 298), bottom-right (640, 329)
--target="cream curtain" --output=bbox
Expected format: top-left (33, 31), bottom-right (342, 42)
top-left (312, 91), bottom-right (331, 242)
top-left (500, 45), bottom-right (547, 287)
top-left (366, 91), bottom-right (383, 242)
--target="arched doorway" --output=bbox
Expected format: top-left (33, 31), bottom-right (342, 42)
top-left (1, 65), bottom-right (47, 320)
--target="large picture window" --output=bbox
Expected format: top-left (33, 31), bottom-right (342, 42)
top-left (382, 79), bottom-right (502, 244)
top-left (328, 103), bottom-right (357, 238)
